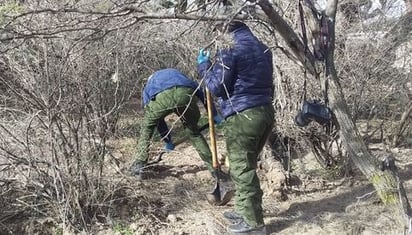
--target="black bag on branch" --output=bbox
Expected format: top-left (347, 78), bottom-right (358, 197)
top-left (295, 100), bottom-right (332, 127)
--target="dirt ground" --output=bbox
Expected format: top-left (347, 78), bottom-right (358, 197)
top-left (97, 132), bottom-right (412, 235)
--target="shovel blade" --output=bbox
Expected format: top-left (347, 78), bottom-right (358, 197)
top-left (206, 181), bottom-right (235, 206)
top-left (217, 188), bottom-right (235, 206)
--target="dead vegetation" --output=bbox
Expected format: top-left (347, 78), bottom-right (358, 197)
top-left (0, 0), bottom-right (411, 234)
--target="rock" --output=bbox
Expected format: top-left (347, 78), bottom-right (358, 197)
top-left (129, 223), bottom-right (138, 231)
top-left (181, 173), bottom-right (196, 180)
top-left (195, 170), bottom-right (212, 181)
top-left (167, 214), bottom-right (178, 223)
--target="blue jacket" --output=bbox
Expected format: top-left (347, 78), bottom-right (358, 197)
top-left (142, 68), bottom-right (206, 143)
top-left (197, 24), bottom-right (274, 118)
top-left (143, 68), bottom-right (204, 106)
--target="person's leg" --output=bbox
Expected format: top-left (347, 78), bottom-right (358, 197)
top-left (134, 109), bottom-right (157, 164)
top-left (256, 106), bottom-right (275, 156)
top-left (224, 104), bottom-right (275, 228)
top-left (134, 89), bottom-right (178, 163)
top-left (174, 87), bottom-right (214, 173)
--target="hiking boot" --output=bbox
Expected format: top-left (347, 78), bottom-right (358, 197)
top-left (129, 160), bottom-right (146, 179)
top-left (223, 211), bottom-right (243, 223)
top-left (228, 220), bottom-right (267, 235)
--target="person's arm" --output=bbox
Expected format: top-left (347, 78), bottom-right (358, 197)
top-left (157, 119), bottom-right (172, 143)
top-left (157, 119), bottom-right (175, 151)
top-left (197, 48), bottom-right (236, 98)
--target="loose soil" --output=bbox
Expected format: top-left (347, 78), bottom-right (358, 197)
top-left (96, 135), bottom-right (412, 235)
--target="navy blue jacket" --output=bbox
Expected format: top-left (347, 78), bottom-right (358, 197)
top-left (197, 24), bottom-right (274, 118)
top-left (142, 68), bottom-right (206, 143)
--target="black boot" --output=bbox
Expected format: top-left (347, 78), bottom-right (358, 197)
top-left (223, 211), bottom-right (243, 223)
top-left (228, 220), bottom-right (267, 234)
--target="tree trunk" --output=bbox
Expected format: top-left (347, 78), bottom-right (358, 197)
top-left (255, 0), bottom-right (412, 231)
top-left (324, 1), bottom-right (412, 231)
top-left (326, 55), bottom-right (412, 233)
top-left (256, 0), bottom-right (318, 75)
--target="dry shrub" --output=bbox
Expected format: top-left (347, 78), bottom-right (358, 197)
top-left (0, 2), bottom-right (213, 231)
top-left (0, 0), bottom-right (410, 233)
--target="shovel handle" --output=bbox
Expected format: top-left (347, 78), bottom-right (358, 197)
top-left (206, 89), bottom-right (219, 169)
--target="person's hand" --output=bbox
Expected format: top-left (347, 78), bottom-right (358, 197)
top-left (197, 49), bottom-right (210, 64)
top-left (213, 114), bottom-right (223, 125)
top-left (165, 142), bottom-right (175, 152)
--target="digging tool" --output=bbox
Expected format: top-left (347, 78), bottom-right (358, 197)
top-left (205, 88), bottom-right (234, 206)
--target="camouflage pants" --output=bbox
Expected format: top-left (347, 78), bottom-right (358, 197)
top-left (135, 87), bottom-right (214, 173)
top-left (224, 104), bottom-right (275, 227)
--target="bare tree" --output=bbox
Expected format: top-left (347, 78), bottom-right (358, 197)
top-left (0, 0), bottom-right (411, 233)
top-left (254, 0), bottom-right (412, 231)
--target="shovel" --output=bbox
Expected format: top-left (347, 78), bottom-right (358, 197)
top-left (205, 88), bottom-right (234, 206)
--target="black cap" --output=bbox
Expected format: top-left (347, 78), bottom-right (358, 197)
top-left (213, 20), bottom-right (248, 33)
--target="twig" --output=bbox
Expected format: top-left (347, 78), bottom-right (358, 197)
top-left (356, 190), bottom-right (376, 201)
top-left (15, 198), bottom-right (48, 217)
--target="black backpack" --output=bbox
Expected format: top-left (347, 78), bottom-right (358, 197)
top-left (295, 100), bottom-right (332, 127)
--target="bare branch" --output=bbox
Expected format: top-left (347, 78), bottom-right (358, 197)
top-left (254, 0), bottom-right (318, 76)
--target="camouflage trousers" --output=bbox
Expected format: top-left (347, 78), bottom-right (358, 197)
top-left (224, 104), bottom-right (275, 227)
top-left (135, 87), bottom-right (214, 173)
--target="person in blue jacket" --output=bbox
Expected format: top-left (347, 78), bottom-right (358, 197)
top-left (197, 21), bottom-right (275, 234)
top-left (129, 68), bottom-right (222, 179)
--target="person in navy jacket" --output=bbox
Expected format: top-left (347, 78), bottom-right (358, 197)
top-left (129, 68), bottom-right (222, 180)
top-left (197, 21), bottom-right (275, 234)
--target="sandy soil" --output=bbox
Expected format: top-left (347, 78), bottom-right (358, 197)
top-left (97, 136), bottom-right (412, 235)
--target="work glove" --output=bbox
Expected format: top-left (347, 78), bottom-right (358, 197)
top-left (213, 114), bottom-right (223, 125)
top-left (197, 48), bottom-right (210, 64)
top-left (165, 141), bottom-right (175, 152)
